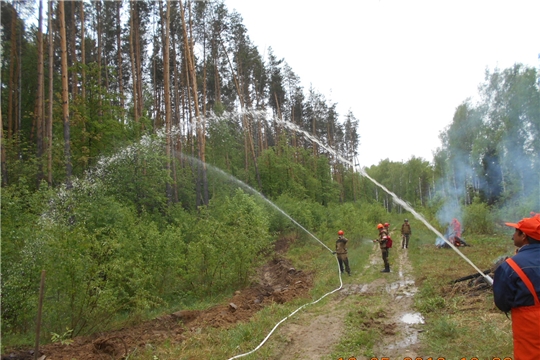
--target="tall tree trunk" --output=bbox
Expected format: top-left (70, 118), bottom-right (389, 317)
top-left (1, 105), bottom-right (7, 187)
top-left (80, 1), bottom-right (86, 100)
top-left (96, 0), bottom-right (103, 117)
top-left (135, 4), bottom-right (143, 125)
top-left (35, 0), bottom-right (45, 186)
top-left (274, 92), bottom-right (282, 155)
top-left (116, 1), bottom-right (124, 108)
top-left (59, 1), bottom-right (72, 187)
top-left (171, 7), bottom-right (181, 202)
top-left (183, 55), bottom-right (194, 158)
top-left (172, 31), bottom-right (183, 167)
top-left (213, 38), bottom-right (221, 104)
top-left (47, 0), bottom-right (54, 186)
top-left (180, 0), bottom-right (208, 206)
top-left (129, 1), bottom-right (139, 127)
top-left (79, 0), bottom-right (87, 167)
top-left (8, 5), bottom-right (18, 139)
top-left (161, 0), bottom-right (173, 202)
top-left (153, 55), bottom-right (160, 129)
top-left (219, 38), bottom-right (262, 190)
top-left (70, 1), bottom-right (78, 96)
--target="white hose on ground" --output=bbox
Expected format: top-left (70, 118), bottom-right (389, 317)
top-left (227, 252), bottom-right (343, 360)
top-left (225, 112), bottom-right (494, 360)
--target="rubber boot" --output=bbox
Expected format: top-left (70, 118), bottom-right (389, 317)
top-left (381, 265), bottom-right (390, 273)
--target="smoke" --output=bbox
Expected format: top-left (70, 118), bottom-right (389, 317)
top-left (433, 67), bottom-right (540, 225)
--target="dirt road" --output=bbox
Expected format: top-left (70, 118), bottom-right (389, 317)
top-left (269, 243), bottom-right (424, 360)
top-left (2, 240), bottom-right (424, 360)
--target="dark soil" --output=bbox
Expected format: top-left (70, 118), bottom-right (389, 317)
top-left (2, 236), bottom-right (312, 360)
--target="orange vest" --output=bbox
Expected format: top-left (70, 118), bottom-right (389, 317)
top-left (505, 258), bottom-right (540, 360)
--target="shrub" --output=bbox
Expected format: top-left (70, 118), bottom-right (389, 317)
top-left (463, 198), bottom-right (494, 234)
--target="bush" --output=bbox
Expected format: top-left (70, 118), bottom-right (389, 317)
top-left (181, 189), bottom-right (272, 296)
top-left (463, 198), bottom-right (494, 234)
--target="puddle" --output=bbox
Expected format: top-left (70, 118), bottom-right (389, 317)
top-left (340, 283), bottom-right (370, 295)
top-left (386, 312), bottom-right (424, 351)
top-left (386, 279), bottom-right (418, 297)
top-left (401, 312), bottom-right (424, 324)
top-left (387, 329), bottom-right (419, 350)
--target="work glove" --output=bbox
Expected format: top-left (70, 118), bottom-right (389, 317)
top-left (332, 251), bottom-right (336, 255)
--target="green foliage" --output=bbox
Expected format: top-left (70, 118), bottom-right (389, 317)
top-left (205, 115), bottom-right (244, 177)
top-left (270, 194), bottom-right (318, 234)
top-left (463, 198), bottom-right (494, 234)
top-left (181, 189), bottom-right (272, 296)
top-left (435, 64), bottom-right (540, 209)
top-left (68, 62), bottom-right (130, 172)
top-left (1, 172), bottom-right (273, 345)
top-left (1, 181), bottom-right (55, 334)
top-left (96, 136), bottom-right (172, 215)
top-left (4, 5), bottom-right (538, 352)
top-left (50, 328), bottom-right (74, 345)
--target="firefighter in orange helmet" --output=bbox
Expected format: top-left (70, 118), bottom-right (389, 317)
top-left (493, 214), bottom-right (540, 359)
top-left (374, 223), bottom-right (391, 272)
top-left (333, 230), bottom-right (351, 275)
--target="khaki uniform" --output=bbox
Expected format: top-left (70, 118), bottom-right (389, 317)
top-left (335, 236), bottom-right (351, 275)
top-left (401, 221), bottom-right (412, 249)
top-left (376, 229), bottom-right (390, 271)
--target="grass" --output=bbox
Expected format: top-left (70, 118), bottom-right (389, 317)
top-left (142, 231), bottom-right (379, 360)
top-left (328, 299), bottom-right (389, 359)
top-left (408, 223), bottom-right (515, 359)
top-left (142, 221), bottom-right (517, 360)
top-left (15, 220), bottom-right (516, 359)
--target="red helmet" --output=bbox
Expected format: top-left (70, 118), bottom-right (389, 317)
top-left (384, 223), bottom-right (390, 227)
top-left (377, 224), bottom-right (383, 229)
top-left (338, 230), bottom-right (344, 235)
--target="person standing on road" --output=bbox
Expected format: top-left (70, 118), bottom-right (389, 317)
top-left (493, 214), bottom-right (540, 360)
top-left (333, 230), bottom-right (351, 276)
top-left (401, 219), bottom-right (412, 249)
top-left (374, 223), bottom-right (391, 273)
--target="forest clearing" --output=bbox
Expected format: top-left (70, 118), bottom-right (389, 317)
top-left (2, 1), bottom-right (538, 359)
top-left (2, 226), bottom-right (512, 360)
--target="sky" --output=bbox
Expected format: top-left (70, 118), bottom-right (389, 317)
top-left (223, 0), bottom-right (540, 168)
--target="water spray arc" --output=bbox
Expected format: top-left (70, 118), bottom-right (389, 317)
top-left (182, 157), bottom-right (347, 360)
top-left (273, 117), bottom-right (494, 286)
top-left (89, 112), bottom-right (493, 360)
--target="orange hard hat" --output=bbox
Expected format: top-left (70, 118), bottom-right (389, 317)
top-left (377, 224), bottom-right (383, 229)
top-left (338, 230), bottom-right (344, 235)
top-left (505, 214), bottom-right (540, 241)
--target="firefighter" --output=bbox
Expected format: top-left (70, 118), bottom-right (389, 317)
top-left (333, 230), bottom-right (351, 276)
top-left (375, 223), bottom-right (391, 273)
top-left (401, 219), bottom-right (412, 249)
top-left (384, 222), bottom-right (390, 235)
top-left (493, 214), bottom-right (540, 360)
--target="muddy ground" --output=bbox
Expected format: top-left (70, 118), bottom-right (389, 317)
top-left (2, 237), bottom-right (486, 360)
top-left (269, 244), bottom-right (424, 360)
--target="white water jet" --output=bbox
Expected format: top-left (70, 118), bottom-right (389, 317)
top-left (178, 152), bottom-right (333, 253)
top-left (79, 107), bottom-right (493, 285)
top-left (227, 111), bottom-right (494, 286)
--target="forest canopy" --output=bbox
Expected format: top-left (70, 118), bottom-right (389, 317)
top-left (1, 0), bottom-right (539, 348)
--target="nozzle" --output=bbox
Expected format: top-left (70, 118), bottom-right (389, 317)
top-left (484, 275), bottom-right (494, 286)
